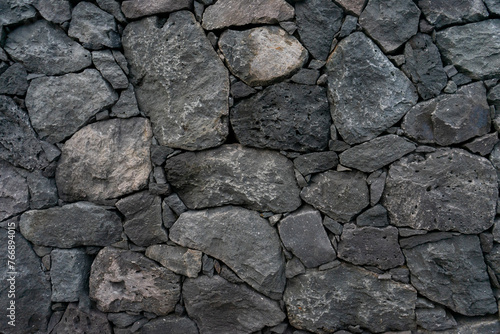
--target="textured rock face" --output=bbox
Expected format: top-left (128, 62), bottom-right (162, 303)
top-left (418, 0), bottom-right (489, 28)
top-left (0, 160), bottom-right (29, 221)
top-left (0, 63), bottom-right (28, 96)
top-left (0, 0), bottom-right (37, 26)
top-left (170, 206), bottom-right (286, 299)
top-left (51, 303), bottom-right (112, 334)
top-left (121, 0), bottom-right (192, 19)
top-left (294, 152), bottom-right (338, 176)
top-left (284, 265), bottom-right (417, 333)
top-left (145, 245), bottom-right (202, 278)
top-left (140, 315), bottom-right (198, 334)
top-left (33, 0), bottom-right (71, 24)
top-left (326, 32), bottom-right (418, 144)
top-left (92, 50), bottom-right (129, 90)
top-left (165, 145), bottom-right (301, 213)
top-left (219, 27), bottom-right (308, 86)
top-left (123, 12), bottom-right (229, 150)
top-left (56, 118), bottom-right (152, 202)
top-left (383, 149), bottom-right (497, 234)
top-left (50, 249), bottom-right (92, 302)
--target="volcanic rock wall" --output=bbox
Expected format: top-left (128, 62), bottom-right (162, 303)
top-left (1, 0), bottom-right (500, 333)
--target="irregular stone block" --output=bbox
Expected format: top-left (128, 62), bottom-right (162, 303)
top-left (0, 159), bottom-right (29, 221)
top-left (145, 245), bottom-right (202, 278)
top-left (416, 306), bottom-right (457, 331)
top-left (293, 151), bottom-right (338, 175)
top-left (418, 0), bottom-right (488, 28)
top-left (96, 0), bottom-right (126, 22)
top-left (0, 0), bottom-right (37, 26)
top-left (463, 132), bottom-right (499, 156)
top-left (110, 84), bottom-right (140, 118)
top-left (140, 315), bottom-right (198, 334)
top-left (336, 0), bottom-right (365, 15)
top-left (0, 63), bottom-right (28, 96)
top-left (51, 249), bottom-right (92, 302)
top-left (33, 0), bottom-right (71, 24)
top-left (356, 204), bottom-right (388, 227)
top-left (484, 0), bottom-right (500, 14)
top-left (121, 0), bottom-right (192, 19)
top-left (51, 303), bottom-right (112, 334)
top-left (27, 170), bottom-right (57, 210)
top-left (92, 50), bottom-right (128, 90)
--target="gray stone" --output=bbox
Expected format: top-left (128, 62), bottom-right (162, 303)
top-left (301, 171), bottom-right (369, 222)
top-left (121, 0), bottom-right (192, 19)
top-left (295, 0), bottom-right (343, 61)
top-left (0, 160), bottom-right (29, 221)
top-left (170, 206), bottom-right (286, 299)
top-left (145, 245), bottom-right (202, 278)
top-left (0, 63), bottom-right (28, 96)
top-left (488, 83), bottom-right (500, 107)
top-left (123, 12), bottom-right (229, 150)
top-left (443, 80), bottom-right (457, 94)
top-left (278, 207), bottom-right (336, 268)
top-left (369, 171), bottom-right (386, 206)
top-left (140, 315), bottom-right (198, 334)
top-left (339, 15), bottom-right (357, 38)
top-left (26, 69), bottom-right (118, 144)
top-left (339, 135), bottom-right (416, 173)
top-left (96, 0), bottom-right (126, 22)
top-left (165, 144), bottom-right (301, 213)
top-left (290, 68), bottom-right (320, 85)
top-left (90, 247), bottom-right (181, 315)
top-left (231, 83), bottom-right (331, 152)
top-left (286, 257), bottom-right (306, 279)
top-left (326, 32), bottom-right (418, 144)
top-left (164, 193), bottom-right (188, 216)
top-left (0, 0), bottom-right (37, 26)
top-left (202, 0), bottom-right (294, 30)
top-left (20, 202), bottom-right (122, 247)
top-left (418, 0), bottom-right (488, 28)
top-left (5, 20), bottom-right (91, 75)
top-left (162, 201), bottom-right (177, 229)
top-left (230, 81), bottom-right (256, 99)
top-left (400, 232), bottom-right (453, 249)
top-left (404, 234), bottom-right (497, 316)
top-left (51, 303), bottom-right (112, 334)
top-left (219, 26), bottom-right (308, 86)
top-left (202, 254), bottom-right (214, 277)
top-left (485, 0), bottom-right (500, 14)
top-left (56, 118), bottom-right (152, 203)
top-left (336, 0), bottom-right (365, 15)
top-left (452, 73), bottom-right (472, 86)
top-left (463, 132), bottom-right (499, 156)
top-left (92, 50), bottom-right (129, 90)
top-left (436, 20), bottom-right (500, 80)
top-left (33, 0), bottom-right (71, 23)
top-left (323, 217), bottom-right (343, 235)
top-left (486, 244), bottom-right (500, 279)
top-left (294, 152), bottom-right (338, 175)
top-left (383, 149), bottom-right (497, 234)
top-left (284, 264), bottom-right (417, 333)
top-left (356, 205), bottom-right (388, 227)
top-left (183, 275), bottom-right (285, 334)
top-left (27, 170), bottom-right (57, 210)
top-left (416, 306), bottom-right (457, 331)
top-left (111, 84), bottom-right (141, 118)
top-left (50, 249), bottom-right (92, 302)
top-left (108, 313), bottom-right (143, 328)
top-left (433, 316), bottom-right (500, 334)
top-left (279, 21), bottom-right (297, 35)
top-left (151, 145), bottom-right (174, 166)
top-left (480, 233), bottom-right (494, 253)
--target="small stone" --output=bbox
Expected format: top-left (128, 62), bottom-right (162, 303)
top-left (151, 145), bottom-right (174, 166)
top-left (419, 19), bottom-right (434, 34)
top-left (399, 228), bottom-right (428, 238)
top-left (96, 0), bottom-right (126, 22)
top-left (316, 73), bottom-right (328, 86)
top-left (339, 15), bottom-right (357, 38)
top-left (121, 0), bottom-right (192, 19)
top-left (27, 170), bottom-right (57, 210)
top-left (140, 315), bottom-right (198, 334)
top-left (202, 254), bottom-right (214, 277)
top-left (0, 160), bottom-right (29, 221)
top-left (162, 201), bottom-right (177, 229)
top-left (145, 245), bottom-right (202, 278)
top-left (390, 268), bottom-right (410, 284)
top-left (452, 73), bottom-right (472, 86)
top-left (0, 63), bottom-right (28, 96)
top-left (418, 0), bottom-right (488, 28)
top-left (268, 214), bottom-right (282, 226)
top-left (112, 50), bottom-right (129, 75)
top-left (164, 193), bottom-right (188, 216)
top-left (293, 152), bottom-right (338, 176)
top-left (285, 257), bottom-right (306, 279)
top-left (92, 50), bottom-right (128, 90)
top-left (480, 233), bottom-right (494, 253)
top-left (95, 110), bottom-right (109, 121)
top-left (290, 68), bottom-right (320, 85)
top-left (444, 65), bottom-right (458, 78)
top-left (323, 217), bottom-right (343, 235)
top-left (336, 0), bottom-right (366, 15)
top-left (308, 60), bottom-right (326, 70)
top-left (149, 183), bottom-right (171, 196)
top-left (33, 0), bottom-right (71, 23)
top-left (443, 80), bottom-right (458, 93)
top-left (463, 132), bottom-right (499, 156)
top-left (230, 81), bottom-right (256, 99)
top-left (416, 306), bottom-right (457, 331)
top-left (50, 249), bottom-right (92, 302)
top-left (329, 140), bottom-right (350, 152)
top-left (356, 205), bottom-right (389, 227)
top-left (193, 1), bottom-right (204, 21)
top-left (153, 166), bottom-right (166, 184)
top-left (108, 313), bottom-right (143, 328)
top-left (488, 84), bottom-right (500, 107)
top-left (279, 21), bottom-right (297, 35)
top-left (369, 171), bottom-right (386, 206)
top-left (400, 232), bottom-right (453, 249)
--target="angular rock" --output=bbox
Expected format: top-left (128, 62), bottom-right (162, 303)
top-left (50, 248), bottom-right (92, 302)
top-left (294, 152), bottom-right (338, 175)
top-left (326, 32), bottom-right (418, 144)
top-left (96, 0), bottom-right (126, 22)
top-left (111, 85), bottom-right (140, 118)
top-left (418, 0), bottom-right (488, 28)
top-left (436, 20), bottom-right (500, 80)
top-left (27, 170), bottom-right (58, 209)
top-left (436, 316), bottom-right (500, 334)
top-left (335, 0), bottom-right (366, 15)
top-left (404, 234), bottom-right (497, 316)
top-left (359, 0), bottom-right (420, 53)
top-left (90, 247), bottom-right (181, 315)
top-left (339, 15), bottom-right (358, 38)
top-left (33, 0), bottom-right (71, 24)
top-left (286, 257), bottom-right (306, 279)
top-left (0, 63), bottom-right (28, 96)
top-left (278, 207), bottom-right (336, 268)
top-left (295, 0), bottom-right (343, 61)
top-left (284, 264), bottom-right (417, 333)
top-left (26, 69), bottom-right (118, 144)
top-left (1, 158), bottom-right (29, 222)
top-left (165, 145), bottom-right (301, 213)
top-left (485, 0), bottom-right (500, 14)
top-left (219, 27), bottom-right (308, 86)
top-left (51, 303), bottom-right (112, 334)
top-left (463, 132), bottom-right (499, 156)
top-left (4, 20), bottom-right (91, 75)
top-left (230, 81), bottom-right (256, 99)
top-left (123, 12), bottom-right (229, 150)
top-left (486, 244), bottom-right (500, 281)
top-left (56, 118), bottom-right (152, 202)
top-left (300, 171), bottom-right (369, 222)
top-left (416, 306), bottom-right (457, 331)
top-left (183, 275), bottom-right (285, 334)
top-left (107, 313), bottom-right (142, 328)
top-left (145, 245), bottom-right (202, 278)
top-left (339, 135), bottom-right (416, 173)
top-left (92, 50), bottom-right (129, 90)
top-left (121, 0), bottom-right (192, 19)
top-left (356, 204), bottom-right (389, 227)
top-left (231, 83), bottom-right (331, 152)
top-left (0, 0), bottom-right (37, 26)
top-left (290, 68), bottom-right (320, 85)
top-left (369, 171), bottom-right (386, 206)
top-left (400, 232), bottom-right (453, 249)
top-left (164, 193), bottom-right (188, 216)
top-left (141, 315), bottom-right (198, 334)
top-left (202, 0), bottom-right (294, 30)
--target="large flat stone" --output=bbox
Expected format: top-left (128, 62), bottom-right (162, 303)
top-left (418, 0), bottom-right (488, 28)
top-left (0, 160), bottom-right (29, 221)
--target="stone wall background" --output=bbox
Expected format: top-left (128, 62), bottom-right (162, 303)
top-left (1, 0), bottom-right (500, 333)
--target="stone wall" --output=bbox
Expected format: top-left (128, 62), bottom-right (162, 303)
top-left (1, 0), bottom-right (500, 333)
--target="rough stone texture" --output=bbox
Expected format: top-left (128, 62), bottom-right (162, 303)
top-left (404, 234), bottom-right (497, 316)
top-left (336, 0), bottom-right (366, 15)
top-left (464, 132), bottom-right (499, 156)
top-left (56, 118), bottom-right (152, 203)
top-left (0, 160), bottom-right (29, 221)
top-left (219, 27), bottom-right (308, 86)
top-left (278, 207), bottom-right (336, 268)
top-left (284, 264), bottom-right (417, 333)
top-left (50, 249), bottom-right (92, 302)
top-left (33, 0), bottom-right (71, 24)
top-left (0, 63), bottom-right (28, 96)
top-left (26, 69), bottom-right (118, 144)
top-left (202, 0), bottom-right (294, 30)
top-left (170, 206), bottom-right (286, 299)
top-left (356, 205), bottom-right (389, 227)
top-left (326, 32), bottom-right (418, 144)
top-left (140, 315), bottom-right (199, 334)
top-left (90, 247), bottom-right (181, 315)
top-left (295, 0), bottom-right (343, 61)
top-left (4, 20), bottom-right (91, 75)
top-left (97, 0), bottom-right (126, 22)
top-left (418, 0), bottom-right (489, 28)
top-left (485, 244), bottom-right (500, 281)
top-left (293, 152), bottom-right (338, 175)
top-left (402, 82), bottom-right (490, 146)
top-left (0, 0), bottom-right (37, 26)
top-left (121, 0), bottom-right (193, 19)
top-left (230, 83), bottom-right (331, 152)
top-left (51, 303), bottom-right (112, 334)
top-left (359, 0), bottom-right (420, 53)
top-left (339, 135), bottom-right (416, 173)
top-left (111, 84), bottom-right (140, 118)
top-left (165, 145), bottom-right (301, 213)
top-left (383, 149), bottom-right (497, 234)
top-left (183, 275), bottom-right (286, 334)
top-left (92, 50), bottom-right (129, 90)
top-left (434, 316), bottom-right (500, 334)
top-left (301, 171), bottom-right (369, 222)
top-left (27, 170), bottom-right (58, 209)
top-left (123, 12), bottom-right (229, 150)
top-left (485, 0), bottom-right (500, 15)
top-left (436, 20), bottom-right (500, 80)
top-left (416, 306), bottom-right (457, 331)
top-left (20, 202), bottom-right (122, 248)
top-left (145, 245), bottom-right (202, 278)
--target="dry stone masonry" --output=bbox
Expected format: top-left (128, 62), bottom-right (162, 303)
top-left (2, 0), bottom-right (500, 333)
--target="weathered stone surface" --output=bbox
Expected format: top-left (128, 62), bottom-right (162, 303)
top-left (286, 257), bottom-right (306, 279)
top-left (231, 83), bottom-right (331, 152)
top-left (121, 0), bottom-right (192, 19)
top-left (485, 0), bottom-right (500, 14)
top-left (165, 145), bottom-right (301, 213)
top-left (436, 20), bottom-right (500, 80)
top-left (219, 27), bottom-right (308, 86)
top-left (27, 170), bottom-right (57, 209)
top-left (56, 118), bottom-right (152, 202)
top-left (284, 264), bottom-right (417, 333)
top-left (485, 244), bottom-right (500, 281)
top-left (4, 20), bottom-right (91, 75)
top-left (170, 206), bottom-right (286, 299)
top-left (356, 204), bottom-right (389, 227)
top-left (111, 84), bottom-right (140, 118)
top-left (338, 223), bottom-right (404, 270)
top-left (383, 149), bottom-right (497, 234)
top-left (295, 0), bottom-right (343, 61)
top-left (301, 171), bottom-right (369, 222)
top-left (294, 152), bottom-right (338, 175)
top-left (123, 12), bottom-right (229, 150)
top-left (291, 68), bottom-right (320, 85)
top-left (0, 0), bottom-right (37, 26)
top-left (400, 232), bottom-right (452, 249)
top-left (339, 135), bottom-right (416, 173)
top-left (140, 315), bottom-right (198, 334)
top-left (51, 248), bottom-right (92, 302)
top-left (183, 275), bottom-right (286, 334)
top-left (359, 0), bottom-right (420, 53)
top-left (51, 303), bottom-right (112, 334)
top-left (0, 160), bottom-right (29, 221)
top-left (278, 207), bottom-right (336, 268)
top-left (369, 171), bottom-right (386, 206)
top-left (145, 245), bottom-right (202, 278)
top-left (402, 33), bottom-right (448, 100)
top-left (416, 306), bottom-right (457, 331)
top-left (90, 247), bottom-right (181, 315)
top-left (433, 316), bottom-right (500, 334)
top-left (418, 0), bottom-right (488, 28)
top-left (92, 50), bottom-right (128, 90)
top-left (0, 63), bottom-right (28, 96)
top-left (464, 132), bottom-right (499, 156)
top-left (26, 69), bottom-right (118, 144)
top-left (489, 84), bottom-right (500, 107)
top-left (202, 0), bottom-right (294, 30)
top-left (33, 0), bottom-right (71, 24)
top-left (96, 0), bottom-right (126, 22)
top-left (230, 80), bottom-right (256, 99)
top-left (404, 234), bottom-right (497, 316)
top-left (402, 82), bottom-right (490, 146)
top-left (336, 0), bottom-right (365, 15)
top-left (326, 32), bottom-right (418, 144)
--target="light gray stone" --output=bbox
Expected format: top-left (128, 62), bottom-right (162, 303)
top-left (0, 160), bottom-right (29, 221)
top-left (121, 0), bottom-right (193, 19)
top-left (145, 245), bottom-right (202, 278)
top-left (50, 249), bottom-right (92, 302)
top-left (485, 0), bottom-right (500, 14)
top-left (418, 0), bottom-right (488, 28)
